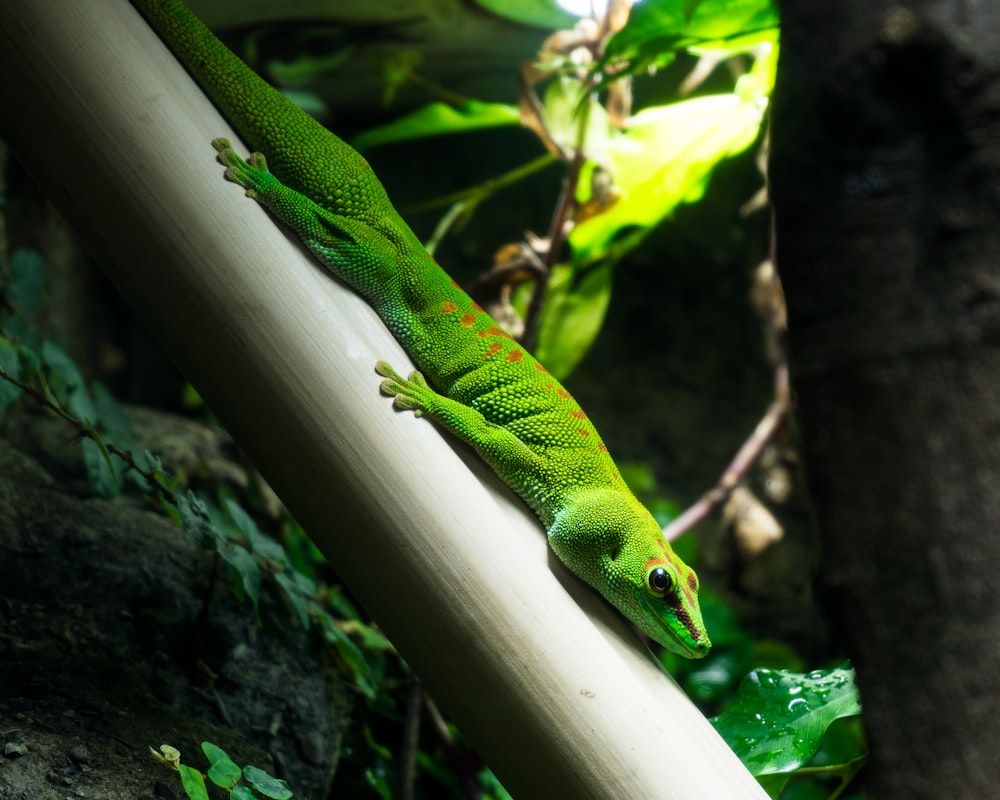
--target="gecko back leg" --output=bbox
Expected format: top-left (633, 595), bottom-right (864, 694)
top-left (376, 361), bottom-right (544, 484)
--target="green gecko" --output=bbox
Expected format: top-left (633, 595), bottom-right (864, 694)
top-left (130, 0), bottom-right (710, 658)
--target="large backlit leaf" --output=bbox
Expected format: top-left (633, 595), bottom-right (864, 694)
top-left (533, 261), bottom-right (613, 380)
top-left (570, 44), bottom-right (775, 264)
top-left (352, 101), bottom-right (520, 151)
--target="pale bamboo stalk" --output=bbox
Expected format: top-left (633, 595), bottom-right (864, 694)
top-left (0, 2), bottom-right (768, 797)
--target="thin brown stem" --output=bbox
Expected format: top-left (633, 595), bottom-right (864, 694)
top-left (661, 361), bottom-right (790, 542)
top-left (522, 136), bottom-right (588, 351)
top-left (0, 364), bottom-right (177, 502)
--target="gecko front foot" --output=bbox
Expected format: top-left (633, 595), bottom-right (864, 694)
top-left (375, 361), bottom-right (434, 416)
top-left (211, 138), bottom-right (272, 198)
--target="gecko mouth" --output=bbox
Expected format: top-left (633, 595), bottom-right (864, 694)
top-left (670, 603), bottom-right (703, 644)
top-left (634, 591), bottom-right (711, 657)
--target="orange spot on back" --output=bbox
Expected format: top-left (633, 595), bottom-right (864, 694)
top-left (557, 389), bottom-right (571, 399)
top-left (461, 312), bottom-right (476, 327)
top-left (483, 343), bottom-right (503, 358)
top-left (479, 325), bottom-right (511, 340)
top-left (570, 409), bottom-right (587, 420)
top-left (440, 301), bottom-right (457, 314)
top-left (506, 350), bottom-right (524, 362)
top-left (535, 363), bottom-right (551, 374)
top-left (577, 429), bottom-right (591, 437)
top-left (597, 443), bottom-right (608, 452)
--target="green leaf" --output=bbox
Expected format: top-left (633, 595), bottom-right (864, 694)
top-left (202, 742), bottom-right (242, 789)
top-left (207, 761), bottom-right (243, 789)
top-left (243, 764), bottom-right (293, 799)
top-left (41, 340), bottom-right (85, 396)
top-left (224, 497), bottom-right (287, 563)
top-left (177, 491), bottom-right (225, 551)
top-left (67, 382), bottom-right (98, 426)
top-left (133, 448), bottom-right (161, 475)
top-left (177, 764), bottom-right (210, 800)
top-left (201, 741), bottom-right (233, 765)
top-left (16, 340), bottom-right (41, 375)
top-left (269, 58), bottom-right (354, 96)
top-left (478, 766), bottom-right (515, 800)
top-left (533, 261), bottom-right (613, 380)
top-left (602, 9), bottom-right (686, 77)
top-left (126, 448), bottom-right (164, 493)
top-left (471, 0), bottom-right (577, 29)
top-left (348, 613), bottom-right (396, 654)
top-left (321, 614), bottom-right (377, 700)
top-left (82, 431), bottom-right (123, 499)
top-left (351, 101), bottom-right (520, 151)
top-left (0, 336), bottom-right (23, 407)
top-left (710, 664), bottom-right (862, 776)
top-left (221, 542), bottom-right (261, 617)
top-left (275, 571), bottom-right (312, 629)
top-left (602, 0), bottom-right (779, 76)
top-left (90, 380), bottom-right (134, 441)
top-left (3, 315), bottom-right (35, 351)
top-left (618, 462), bottom-right (658, 496)
top-left (540, 76), bottom-right (617, 156)
top-left (364, 764), bottom-right (393, 800)
top-left (231, 787), bottom-right (257, 800)
top-left (8, 248), bottom-right (46, 316)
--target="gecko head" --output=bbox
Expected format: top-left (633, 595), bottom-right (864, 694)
top-left (549, 489), bottom-right (711, 659)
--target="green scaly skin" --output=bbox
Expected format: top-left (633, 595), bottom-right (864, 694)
top-left (130, 0), bottom-right (710, 658)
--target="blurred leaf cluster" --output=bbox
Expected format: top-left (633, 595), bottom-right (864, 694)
top-left (348, 0), bottom-right (777, 379)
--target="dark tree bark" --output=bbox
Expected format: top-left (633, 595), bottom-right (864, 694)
top-left (771, 1), bottom-right (1000, 797)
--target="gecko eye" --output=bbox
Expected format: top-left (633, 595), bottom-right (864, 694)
top-left (648, 567), bottom-right (673, 596)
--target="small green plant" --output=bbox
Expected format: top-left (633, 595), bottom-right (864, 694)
top-left (151, 742), bottom-right (293, 800)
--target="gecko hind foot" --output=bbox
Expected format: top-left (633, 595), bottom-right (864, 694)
top-left (211, 138), bottom-right (270, 196)
top-left (375, 361), bottom-right (433, 416)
